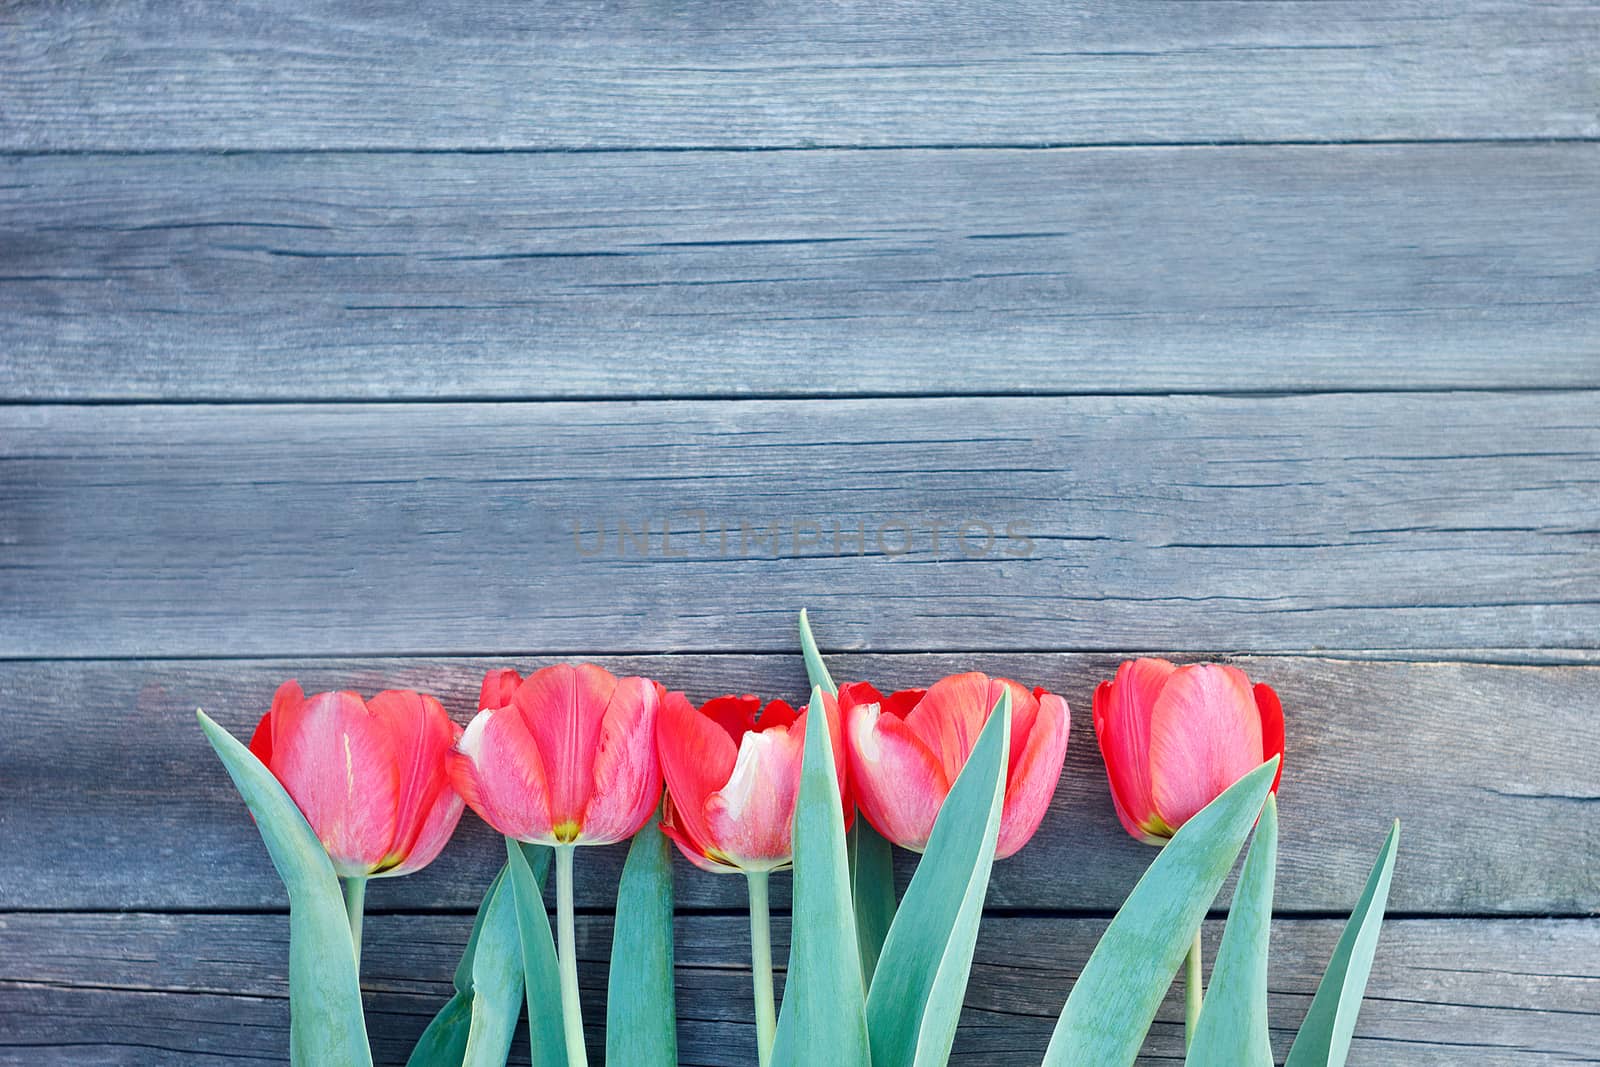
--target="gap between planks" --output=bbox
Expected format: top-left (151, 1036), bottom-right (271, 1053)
top-left (2, 384), bottom-right (1598, 407)
top-left (3, 136), bottom-right (1599, 159)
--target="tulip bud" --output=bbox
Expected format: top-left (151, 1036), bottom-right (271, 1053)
top-left (842, 672), bottom-right (1070, 859)
top-left (249, 680), bottom-right (465, 878)
top-left (1092, 658), bottom-right (1285, 845)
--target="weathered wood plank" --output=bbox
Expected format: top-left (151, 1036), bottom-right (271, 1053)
top-left (2, 1), bottom-right (1595, 151)
top-left (2, 394), bottom-right (1597, 657)
top-left (2, 656), bottom-right (1595, 914)
top-left (1, 912), bottom-right (1594, 1065)
top-left (2, 145), bottom-right (1598, 399)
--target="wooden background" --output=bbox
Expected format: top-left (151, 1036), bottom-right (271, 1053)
top-left (2, 2), bottom-right (1598, 1063)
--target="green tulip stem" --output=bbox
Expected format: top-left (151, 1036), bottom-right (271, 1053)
top-left (1184, 928), bottom-right (1203, 1048)
top-left (746, 870), bottom-right (777, 1067)
top-left (342, 876), bottom-right (367, 970)
top-left (555, 844), bottom-right (588, 1067)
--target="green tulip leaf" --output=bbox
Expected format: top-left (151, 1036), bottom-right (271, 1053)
top-left (457, 866), bottom-right (510, 992)
top-left (849, 821), bottom-right (898, 985)
top-left (408, 868), bottom-right (504, 1067)
top-left (1186, 793), bottom-right (1279, 1067)
top-left (406, 991), bottom-right (474, 1067)
top-left (1041, 758), bottom-right (1279, 1067)
top-left (607, 811), bottom-right (677, 1067)
top-left (799, 607), bottom-right (898, 985)
top-left (507, 838), bottom-right (570, 1067)
top-left (867, 691), bottom-right (1011, 1067)
top-left (798, 607), bottom-right (839, 696)
top-left (1285, 820), bottom-right (1401, 1067)
top-left (459, 872), bottom-right (529, 1067)
top-left (196, 710), bottom-right (373, 1067)
top-left (410, 848), bottom-right (551, 1067)
top-left (771, 684), bottom-right (872, 1067)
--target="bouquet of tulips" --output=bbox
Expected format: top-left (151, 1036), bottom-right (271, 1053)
top-left (198, 611), bottom-right (1399, 1067)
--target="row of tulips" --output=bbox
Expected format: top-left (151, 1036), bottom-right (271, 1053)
top-left (201, 612), bottom-right (1393, 1067)
top-left (248, 657), bottom-right (1282, 877)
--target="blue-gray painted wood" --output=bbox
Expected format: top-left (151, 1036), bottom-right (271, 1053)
top-left (1, 0), bottom-right (1595, 151)
top-left (3, 4), bottom-right (1596, 1061)
top-left (1, 913), bottom-right (1595, 1065)
top-left (2, 145), bottom-right (1598, 399)
top-left (2, 394), bottom-right (1596, 658)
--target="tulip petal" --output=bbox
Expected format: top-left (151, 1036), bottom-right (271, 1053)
top-left (660, 795), bottom-right (744, 874)
top-left (838, 681), bottom-right (883, 712)
top-left (1092, 658), bottom-right (1176, 839)
top-left (384, 783), bottom-right (466, 877)
top-left (479, 668), bottom-right (523, 712)
top-left (839, 684), bottom-right (925, 754)
top-left (450, 706), bottom-right (555, 844)
top-left (837, 683), bottom-right (887, 815)
top-left (249, 678), bottom-right (305, 768)
top-left (1149, 664), bottom-right (1264, 829)
top-left (814, 692), bottom-right (854, 826)
top-left (880, 687), bottom-right (927, 719)
top-left (367, 689), bottom-right (463, 870)
top-left (903, 671), bottom-right (994, 783)
top-left (996, 691), bottom-right (1071, 858)
top-left (758, 698), bottom-right (800, 731)
top-left (1093, 683), bottom-right (1165, 844)
top-left (1000, 679), bottom-right (1041, 776)
top-left (514, 663), bottom-right (619, 834)
top-left (704, 723), bottom-right (804, 868)
top-left (579, 676), bottom-right (664, 844)
top-left (699, 694), bottom-right (763, 742)
top-left (1255, 683), bottom-right (1286, 794)
top-left (656, 690), bottom-right (739, 859)
top-left (272, 691), bottom-right (400, 877)
top-left (847, 702), bottom-right (948, 852)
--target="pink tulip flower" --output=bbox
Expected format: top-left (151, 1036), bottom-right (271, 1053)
top-left (657, 691), bottom-right (850, 874)
top-left (448, 663), bottom-right (664, 846)
top-left (249, 680), bottom-right (464, 879)
top-left (1093, 658), bottom-right (1285, 845)
top-left (841, 672), bottom-right (1070, 859)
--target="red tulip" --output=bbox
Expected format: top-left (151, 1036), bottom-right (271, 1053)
top-left (249, 680), bottom-right (465, 879)
top-left (1093, 658), bottom-right (1285, 845)
top-left (841, 672), bottom-right (1070, 859)
top-left (657, 691), bottom-right (850, 874)
top-left (448, 663), bottom-right (664, 846)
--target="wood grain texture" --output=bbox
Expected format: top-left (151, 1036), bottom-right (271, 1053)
top-left (1, 912), bottom-right (1595, 1065)
top-left (3, 2), bottom-right (1593, 1054)
top-left (2, 0), bottom-right (1596, 152)
top-left (2, 393), bottom-right (1597, 657)
top-left (3, 146), bottom-right (1598, 400)
top-left (2, 655), bottom-right (1595, 914)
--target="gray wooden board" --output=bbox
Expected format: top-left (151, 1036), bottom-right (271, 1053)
top-left (2, 1), bottom-right (1597, 151)
top-left (3, 4), bottom-right (1595, 1059)
top-left (2, 655), bottom-right (1595, 914)
top-left (1, 912), bottom-right (1594, 1065)
top-left (3, 145), bottom-right (1599, 400)
top-left (2, 394), bottom-right (1598, 658)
